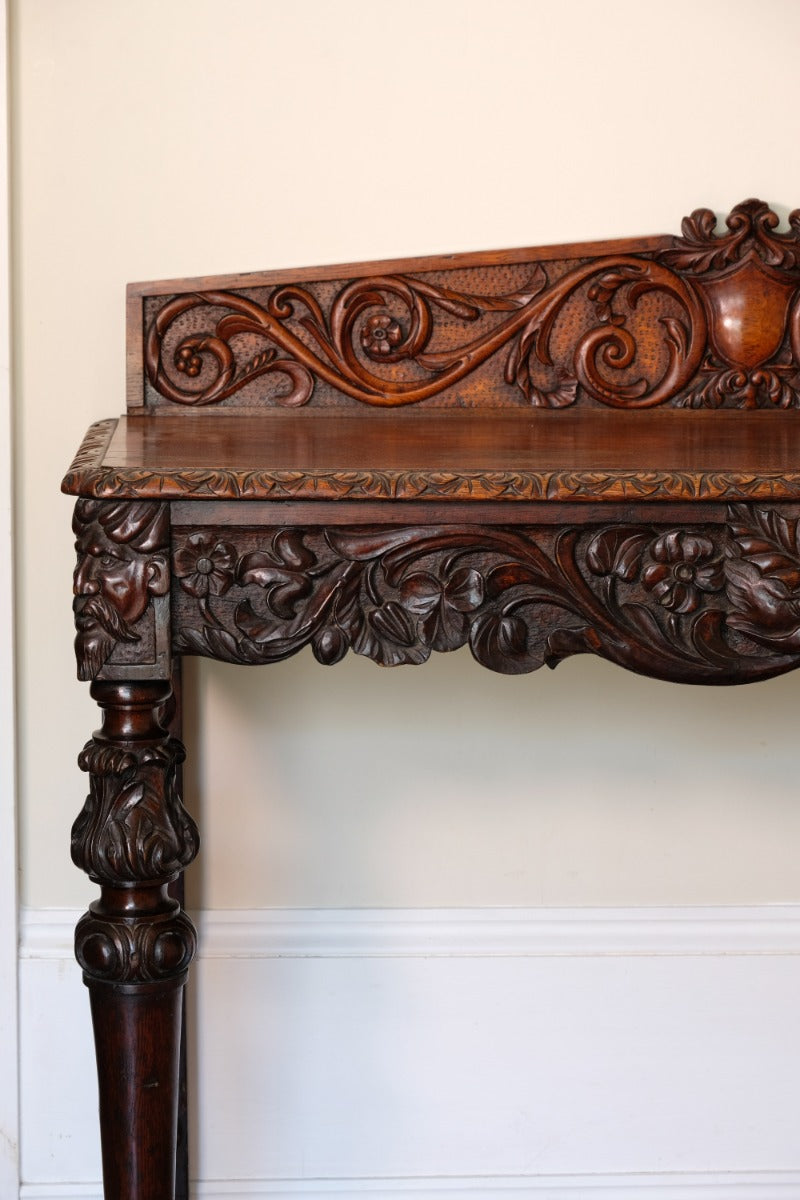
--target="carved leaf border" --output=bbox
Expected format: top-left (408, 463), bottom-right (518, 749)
top-left (64, 462), bottom-right (800, 507)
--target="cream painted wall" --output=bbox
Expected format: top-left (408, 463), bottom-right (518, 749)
top-left (12, 0), bottom-right (800, 913)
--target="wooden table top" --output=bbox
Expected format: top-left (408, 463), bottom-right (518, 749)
top-left (63, 409), bottom-right (800, 504)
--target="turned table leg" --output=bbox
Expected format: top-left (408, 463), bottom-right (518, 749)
top-left (71, 681), bottom-right (199, 1200)
top-left (163, 660), bottom-right (190, 1200)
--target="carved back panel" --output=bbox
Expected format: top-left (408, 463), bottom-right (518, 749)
top-left (128, 200), bottom-right (800, 416)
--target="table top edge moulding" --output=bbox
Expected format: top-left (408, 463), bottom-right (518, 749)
top-left (64, 198), bottom-right (800, 1200)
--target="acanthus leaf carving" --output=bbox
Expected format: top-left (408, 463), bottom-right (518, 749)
top-left (141, 201), bottom-right (800, 414)
top-left (72, 736), bottom-right (199, 886)
top-left (660, 199), bottom-right (800, 275)
top-left (171, 508), bottom-right (800, 685)
top-left (146, 255), bottom-right (706, 412)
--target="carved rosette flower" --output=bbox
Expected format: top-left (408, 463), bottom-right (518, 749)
top-left (642, 530), bottom-right (724, 613)
top-left (174, 533), bottom-right (236, 597)
top-left (360, 313), bottom-right (404, 358)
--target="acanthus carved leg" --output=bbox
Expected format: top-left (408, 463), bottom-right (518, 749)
top-left (72, 680), bottom-right (199, 1200)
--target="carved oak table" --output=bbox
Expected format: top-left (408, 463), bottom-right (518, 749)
top-left (64, 199), bottom-right (800, 1200)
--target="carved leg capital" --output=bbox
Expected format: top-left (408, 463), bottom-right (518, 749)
top-left (75, 904), bottom-right (196, 988)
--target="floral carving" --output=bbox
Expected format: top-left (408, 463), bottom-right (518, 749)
top-left (174, 532), bottom-right (236, 597)
top-left (641, 531), bottom-right (724, 613)
top-left (144, 254), bottom-right (706, 411)
top-left (137, 199), bottom-right (800, 413)
top-left (171, 508), bottom-right (800, 685)
top-left (399, 565), bottom-right (485, 652)
top-left (360, 313), bottom-right (404, 358)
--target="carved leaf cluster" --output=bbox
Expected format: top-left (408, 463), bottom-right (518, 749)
top-left (72, 738), bottom-right (199, 885)
top-left (172, 508), bottom-right (800, 684)
top-left (661, 199), bottom-right (800, 273)
top-left (676, 357), bottom-right (800, 410)
top-left (725, 505), bottom-right (800, 651)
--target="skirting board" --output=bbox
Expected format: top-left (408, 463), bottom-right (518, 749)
top-left (20, 904), bottom-right (800, 960)
top-left (19, 907), bottom-right (800, 1196)
top-left (17, 1171), bottom-right (800, 1198)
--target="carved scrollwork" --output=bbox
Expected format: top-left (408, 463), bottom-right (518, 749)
top-left (172, 507), bottom-right (800, 684)
top-left (145, 256), bottom-right (706, 411)
top-left (660, 200), bottom-right (800, 275)
top-left (75, 906), bottom-right (196, 985)
top-left (72, 736), bottom-right (199, 886)
top-left (142, 200), bottom-right (800, 412)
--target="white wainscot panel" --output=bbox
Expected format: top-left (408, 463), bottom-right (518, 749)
top-left (19, 908), bottom-right (800, 1197)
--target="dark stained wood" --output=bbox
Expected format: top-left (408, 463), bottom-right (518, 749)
top-left (72, 681), bottom-right (198, 1200)
top-left (168, 509), bottom-right (800, 683)
top-left (66, 200), bottom-right (800, 1199)
top-left (162, 661), bottom-right (189, 1200)
top-left (62, 409), bottom-right (800, 504)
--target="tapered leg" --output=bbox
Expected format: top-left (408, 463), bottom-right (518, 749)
top-left (72, 681), bottom-right (200, 1200)
top-left (163, 660), bottom-right (190, 1200)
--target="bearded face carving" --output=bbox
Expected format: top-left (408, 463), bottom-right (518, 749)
top-left (72, 500), bottom-right (170, 680)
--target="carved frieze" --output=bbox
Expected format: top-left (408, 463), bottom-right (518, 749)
top-left (144, 259), bottom-right (705, 411)
top-left (172, 506), bottom-right (800, 684)
top-left (141, 200), bottom-right (800, 413)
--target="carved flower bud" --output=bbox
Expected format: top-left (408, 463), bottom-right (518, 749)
top-left (312, 626), bottom-right (349, 665)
